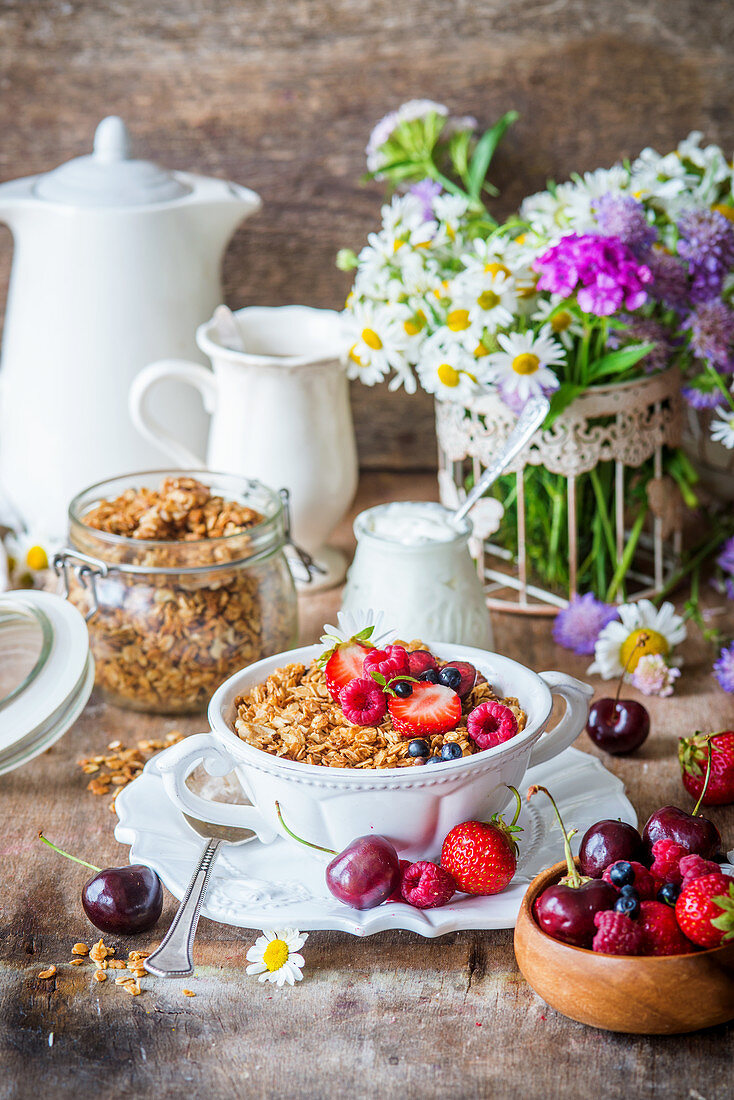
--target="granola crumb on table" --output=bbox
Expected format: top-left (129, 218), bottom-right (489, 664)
top-left (68, 476), bottom-right (296, 714)
top-left (232, 642), bottom-right (527, 769)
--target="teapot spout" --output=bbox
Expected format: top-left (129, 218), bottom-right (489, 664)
top-left (0, 178), bottom-right (36, 233)
top-left (189, 180), bottom-right (262, 254)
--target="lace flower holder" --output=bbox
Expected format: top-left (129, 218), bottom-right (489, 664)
top-left (436, 368), bottom-right (684, 614)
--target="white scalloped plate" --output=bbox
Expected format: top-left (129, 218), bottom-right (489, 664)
top-left (114, 745), bottom-right (635, 937)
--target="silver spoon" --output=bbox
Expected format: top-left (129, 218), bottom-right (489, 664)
top-left (144, 816), bottom-right (256, 978)
top-left (451, 394), bottom-right (550, 526)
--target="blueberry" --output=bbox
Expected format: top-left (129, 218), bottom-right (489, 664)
top-left (619, 884), bottom-right (639, 899)
top-left (425, 755), bottom-right (443, 765)
top-left (419, 668), bottom-right (440, 684)
top-left (393, 681), bottom-right (413, 698)
top-left (408, 738), bottom-right (429, 758)
top-left (438, 666), bottom-right (462, 691)
top-left (440, 742), bottom-right (462, 761)
top-left (657, 882), bottom-right (680, 907)
top-left (614, 894), bottom-right (640, 918)
top-left (608, 861), bottom-right (634, 887)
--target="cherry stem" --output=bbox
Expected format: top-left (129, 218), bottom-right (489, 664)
top-left (615, 632), bottom-right (649, 708)
top-left (527, 785), bottom-right (580, 887)
top-left (275, 802), bottom-right (337, 856)
top-left (38, 832), bottom-right (101, 873)
top-left (506, 785), bottom-right (522, 828)
top-left (692, 735), bottom-right (714, 817)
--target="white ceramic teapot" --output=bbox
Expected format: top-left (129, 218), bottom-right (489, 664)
top-left (0, 116), bottom-right (261, 535)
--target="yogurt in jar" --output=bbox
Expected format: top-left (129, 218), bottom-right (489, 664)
top-left (341, 501), bottom-right (493, 648)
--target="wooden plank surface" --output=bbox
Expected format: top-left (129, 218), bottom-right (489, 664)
top-left (2, 2), bottom-right (734, 468)
top-left (1, 472), bottom-right (733, 1100)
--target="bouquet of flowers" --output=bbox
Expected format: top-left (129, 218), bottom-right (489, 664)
top-left (340, 105), bottom-right (734, 607)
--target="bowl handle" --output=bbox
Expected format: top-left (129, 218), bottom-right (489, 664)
top-left (157, 733), bottom-right (278, 843)
top-left (528, 672), bottom-right (594, 768)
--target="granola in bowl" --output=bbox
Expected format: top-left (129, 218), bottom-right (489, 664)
top-left (233, 636), bottom-right (527, 770)
top-left (64, 472), bottom-right (297, 715)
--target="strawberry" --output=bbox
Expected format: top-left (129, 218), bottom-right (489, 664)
top-left (675, 872), bottom-right (734, 949)
top-left (679, 730), bottom-right (734, 806)
top-left (387, 681), bottom-right (462, 738)
top-left (440, 789), bottom-right (522, 896)
top-left (637, 900), bottom-right (694, 956)
top-left (322, 640), bottom-right (373, 702)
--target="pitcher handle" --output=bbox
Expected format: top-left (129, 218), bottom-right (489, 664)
top-left (157, 733), bottom-right (278, 843)
top-left (129, 359), bottom-right (218, 467)
top-left (527, 672), bottom-right (593, 769)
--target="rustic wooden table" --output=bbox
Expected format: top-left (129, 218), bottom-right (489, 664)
top-left (1, 473), bottom-right (732, 1100)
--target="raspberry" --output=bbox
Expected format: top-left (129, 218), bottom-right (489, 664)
top-left (339, 677), bottom-right (387, 726)
top-left (678, 853), bottom-right (721, 885)
top-left (363, 645), bottom-right (410, 682)
top-left (650, 838), bottom-right (688, 884)
top-left (637, 900), bottom-right (694, 956)
top-left (467, 701), bottom-right (518, 750)
top-left (592, 910), bottom-right (644, 955)
top-left (400, 861), bottom-right (456, 909)
top-left (602, 860), bottom-right (657, 900)
top-left (407, 650), bottom-right (437, 677)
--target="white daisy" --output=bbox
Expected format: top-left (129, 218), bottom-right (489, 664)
top-left (710, 405), bottom-right (734, 449)
top-left (432, 193), bottom-right (470, 245)
top-left (531, 297), bottom-right (584, 349)
top-left (450, 267), bottom-right (517, 335)
top-left (5, 530), bottom-right (55, 588)
top-left (344, 299), bottom-right (408, 387)
top-left (416, 339), bottom-right (486, 403)
top-left (245, 928), bottom-right (307, 987)
top-left (588, 599), bottom-right (687, 680)
top-left (485, 326), bottom-right (564, 402)
top-left (321, 609), bottom-right (395, 650)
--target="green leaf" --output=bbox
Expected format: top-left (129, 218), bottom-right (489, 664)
top-left (586, 343), bottom-right (654, 383)
top-left (368, 671), bottom-right (387, 688)
top-left (467, 110), bottom-right (518, 200)
top-left (449, 130), bottom-right (472, 184)
top-left (545, 383), bottom-right (585, 425)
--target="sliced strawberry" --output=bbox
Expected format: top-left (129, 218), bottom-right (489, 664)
top-left (324, 642), bottom-right (372, 702)
top-left (388, 682), bottom-right (462, 738)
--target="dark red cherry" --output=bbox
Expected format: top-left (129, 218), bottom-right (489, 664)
top-left (534, 878), bottom-right (617, 948)
top-left (578, 819), bottom-right (645, 878)
top-left (586, 697), bottom-right (650, 755)
top-left (82, 865), bottom-right (163, 934)
top-left (642, 805), bottom-right (721, 861)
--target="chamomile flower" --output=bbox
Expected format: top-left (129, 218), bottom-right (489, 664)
top-left (345, 300), bottom-right (408, 387)
top-left (432, 193), bottom-right (470, 244)
top-left (321, 609), bottom-right (395, 650)
top-left (450, 267), bottom-right (517, 334)
top-left (485, 326), bottom-right (564, 404)
top-left (5, 531), bottom-right (54, 588)
top-left (416, 339), bottom-right (486, 403)
top-left (246, 928), bottom-right (307, 986)
top-left (588, 599), bottom-right (686, 680)
top-left (531, 297), bottom-right (584, 349)
top-left (710, 405), bottom-right (734, 449)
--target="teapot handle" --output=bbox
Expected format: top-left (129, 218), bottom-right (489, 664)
top-left (129, 359), bottom-right (218, 467)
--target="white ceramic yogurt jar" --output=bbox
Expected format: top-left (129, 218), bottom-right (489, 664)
top-left (340, 501), bottom-right (492, 648)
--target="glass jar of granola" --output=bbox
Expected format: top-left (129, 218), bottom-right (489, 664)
top-left (56, 472), bottom-right (298, 715)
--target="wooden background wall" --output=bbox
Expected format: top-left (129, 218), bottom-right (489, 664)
top-left (1, 0), bottom-right (733, 470)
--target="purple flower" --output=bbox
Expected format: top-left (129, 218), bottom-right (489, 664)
top-left (592, 194), bottom-right (657, 258)
top-left (533, 234), bottom-right (652, 317)
top-left (682, 384), bottom-right (724, 409)
top-left (713, 641), bottom-right (734, 693)
top-left (677, 208), bottom-right (734, 303)
top-left (727, 577), bottom-right (734, 600)
top-left (717, 536), bottom-right (734, 575)
top-left (609, 316), bottom-right (675, 374)
top-left (552, 593), bottom-right (619, 655)
top-left (646, 251), bottom-right (690, 311)
top-left (408, 179), bottom-right (442, 221)
top-left (682, 299), bottom-right (734, 370)
top-left (498, 379), bottom-right (558, 416)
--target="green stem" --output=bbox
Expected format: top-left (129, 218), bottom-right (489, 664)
top-left (506, 785), bottom-right (522, 828)
top-left (527, 786), bottom-right (581, 887)
top-left (38, 833), bottom-right (101, 873)
top-left (589, 467), bottom-right (617, 563)
top-left (606, 505), bottom-right (647, 602)
top-left (706, 362), bottom-right (734, 411)
top-left (692, 737), bottom-right (714, 816)
top-left (275, 802), bottom-right (337, 856)
top-left (655, 522), bottom-right (734, 604)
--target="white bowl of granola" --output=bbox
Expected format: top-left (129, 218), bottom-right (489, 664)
top-left (158, 639), bottom-right (593, 861)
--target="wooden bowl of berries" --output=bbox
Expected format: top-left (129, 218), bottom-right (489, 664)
top-left (513, 786), bottom-right (734, 1034)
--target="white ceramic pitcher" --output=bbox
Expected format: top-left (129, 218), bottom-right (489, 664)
top-left (130, 306), bottom-right (358, 588)
top-left (0, 116), bottom-right (261, 536)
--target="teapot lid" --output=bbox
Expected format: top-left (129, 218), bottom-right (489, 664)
top-left (33, 116), bottom-right (190, 207)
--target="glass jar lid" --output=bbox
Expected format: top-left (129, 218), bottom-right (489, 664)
top-left (0, 590), bottom-right (93, 775)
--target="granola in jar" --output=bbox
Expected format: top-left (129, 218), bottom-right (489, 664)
top-left (64, 472), bottom-right (298, 714)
